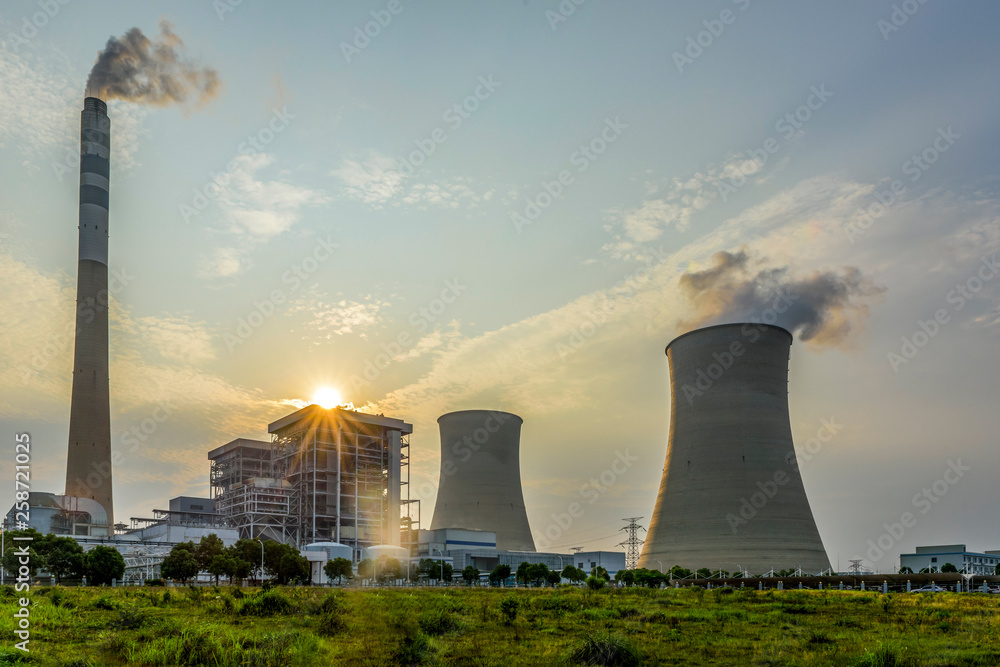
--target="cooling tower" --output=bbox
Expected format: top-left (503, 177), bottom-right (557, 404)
top-left (430, 410), bottom-right (535, 552)
top-left (64, 97), bottom-right (114, 533)
top-left (639, 323), bottom-right (830, 575)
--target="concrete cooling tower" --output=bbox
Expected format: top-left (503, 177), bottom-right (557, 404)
top-left (638, 323), bottom-right (831, 575)
top-left (430, 410), bottom-right (535, 552)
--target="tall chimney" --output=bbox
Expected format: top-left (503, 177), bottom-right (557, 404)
top-left (639, 324), bottom-right (830, 575)
top-left (64, 96), bottom-right (114, 535)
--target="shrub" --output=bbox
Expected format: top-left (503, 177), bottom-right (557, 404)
top-left (318, 612), bottom-right (346, 636)
top-left (144, 579), bottom-right (164, 587)
top-left (319, 592), bottom-right (343, 614)
top-left (239, 589), bottom-right (293, 616)
top-left (569, 631), bottom-right (642, 666)
top-left (92, 596), bottom-right (117, 611)
top-left (852, 641), bottom-right (910, 667)
top-left (586, 576), bottom-right (607, 591)
top-left (109, 607), bottom-right (146, 630)
top-left (394, 631), bottom-right (432, 666)
top-left (50, 589), bottom-right (65, 607)
top-left (418, 608), bottom-right (459, 635)
top-left (499, 595), bottom-right (520, 625)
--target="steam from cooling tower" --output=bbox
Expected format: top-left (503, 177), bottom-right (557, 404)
top-left (677, 249), bottom-right (884, 348)
top-left (86, 20), bottom-right (220, 107)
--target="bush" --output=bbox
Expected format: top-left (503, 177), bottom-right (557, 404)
top-left (109, 607), bottom-right (146, 630)
top-left (499, 595), bottom-right (520, 625)
top-left (569, 631), bottom-right (642, 666)
top-left (853, 642), bottom-right (910, 667)
top-left (418, 608), bottom-right (459, 635)
top-left (395, 631), bottom-right (432, 666)
top-left (91, 596), bottom-right (118, 611)
top-left (50, 589), bottom-right (65, 607)
top-left (318, 612), bottom-right (346, 636)
top-left (239, 589), bottom-right (293, 616)
top-left (144, 579), bottom-right (164, 587)
top-left (586, 576), bottom-right (607, 591)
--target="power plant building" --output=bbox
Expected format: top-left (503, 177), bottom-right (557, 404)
top-left (639, 324), bottom-right (831, 575)
top-left (209, 405), bottom-right (413, 560)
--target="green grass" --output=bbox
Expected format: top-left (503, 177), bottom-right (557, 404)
top-left (1, 585), bottom-right (999, 665)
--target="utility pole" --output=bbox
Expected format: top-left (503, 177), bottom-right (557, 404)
top-left (617, 517), bottom-right (646, 570)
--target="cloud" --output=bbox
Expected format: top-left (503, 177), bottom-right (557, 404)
top-left (217, 153), bottom-right (327, 238)
top-left (603, 155), bottom-right (771, 260)
top-left (332, 153), bottom-right (405, 207)
top-left (0, 46), bottom-right (146, 172)
top-left (288, 287), bottom-right (388, 341)
top-left (332, 152), bottom-right (495, 209)
top-left (200, 153), bottom-right (328, 277)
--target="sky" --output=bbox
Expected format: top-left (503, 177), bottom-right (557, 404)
top-left (1, 0), bottom-right (998, 572)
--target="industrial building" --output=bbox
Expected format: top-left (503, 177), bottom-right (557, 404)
top-left (900, 545), bottom-right (1000, 575)
top-left (415, 528), bottom-right (624, 579)
top-left (209, 405), bottom-right (414, 560)
top-left (639, 323), bottom-right (832, 575)
top-left (430, 410), bottom-right (535, 552)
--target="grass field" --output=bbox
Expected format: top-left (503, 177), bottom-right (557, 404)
top-left (0, 584), bottom-right (998, 666)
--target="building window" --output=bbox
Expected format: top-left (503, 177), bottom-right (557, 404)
top-left (931, 558), bottom-right (937, 563)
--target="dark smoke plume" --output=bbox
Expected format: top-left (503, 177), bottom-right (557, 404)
top-left (677, 249), bottom-right (884, 348)
top-left (86, 20), bottom-right (220, 107)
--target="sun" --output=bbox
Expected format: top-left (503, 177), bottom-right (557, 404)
top-left (312, 386), bottom-right (343, 409)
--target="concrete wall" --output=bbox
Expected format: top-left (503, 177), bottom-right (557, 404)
top-left (639, 324), bottom-right (831, 575)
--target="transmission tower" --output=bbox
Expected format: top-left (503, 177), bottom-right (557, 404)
top-left (617, 517), bottom-right (646, 570)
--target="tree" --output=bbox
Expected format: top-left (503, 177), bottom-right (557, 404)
top-left (586, 575), bottom-right (606, 590)
top-left (995, 563), bottom-right (1000, 576)
top-left (668, 565), bottom-right (690, 580)
top-left (375, 556), bottom-right (401, 583)
top-left (325, 557), bottom-right (353, 584)
top-left (233, 540), bottom-right (264, 584)
top-left (591, 565), bottom-right (610, 581)
top-left (562, 565), bottom-right (586, 584)
top-left (278, 551), bottom-right (311, 585)
top-left (940, 562), bottom-right (958, 573)
top-left (418, 557), bottom-right (451, 582)
top-left (615, 569), bottom-right (635, 587)
top-left (696, 568), bottom-right (712, 579)
top-left (462, 565), bottom-right (480, 586)
top-left (207, 554), bottom-right (236, 585)
top-left (1, 529), bottom-right (45, 580)
top-left (160, 543), bottom-right (200, 583)
top-left (35, 535), bottom-right (86, 583)
top-left (490, 563), bottom-right (512, 587)
top-left (86, 545), bottom-right (125, 586)
top-left (357, 558), bottom-right (374, 580)
top-left (632, 568), bottom-right (665, 588)
top-left (195, 534), bottom-right (225, 570)
top-left (899, 566), bottom-right (914, 574)
top-left (516, 561), bottom-right (531, 585)
top-left (527, 563), bottom-right (550, 587)
top-left (546, 570), bottom-right (562, 587)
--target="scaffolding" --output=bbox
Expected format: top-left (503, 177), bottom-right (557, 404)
top-left (209, 406), bottom-right (412, 560)
top-left (271, 411), bottom-right (392, 560)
